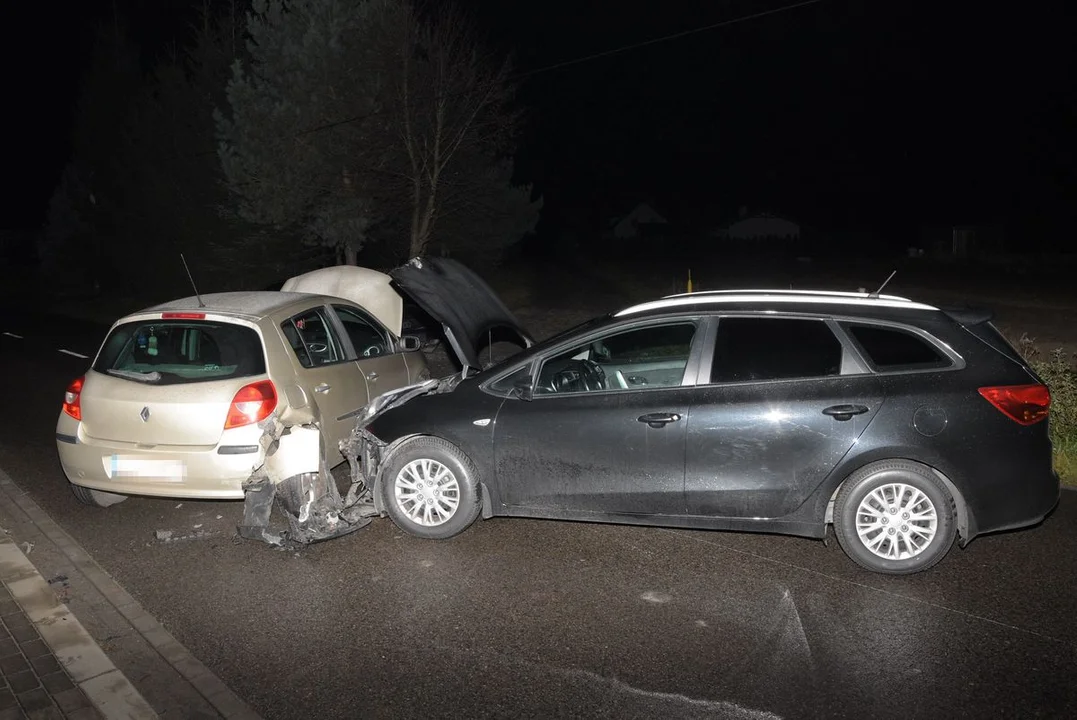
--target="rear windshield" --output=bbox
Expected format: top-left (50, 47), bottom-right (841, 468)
top-left (93, 320), bottom-right (266, 385)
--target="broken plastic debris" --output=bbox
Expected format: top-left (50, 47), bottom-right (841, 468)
top-left (175, 503), bottom-right (183, 508)
top-left (193, 524), bottom-right (203, 529)
top-left (155, 528), bottom-right (222, 543)
top-left (21, 542), bottom-right (33, 555)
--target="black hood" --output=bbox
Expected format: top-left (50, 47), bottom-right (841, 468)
top-left (391, 257), bottom-right (533, 370)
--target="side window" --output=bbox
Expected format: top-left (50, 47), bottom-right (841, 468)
top-left (333, 305), bottom-right (391, 357)
top-left (281, 307), bottom-right (347, 368)
top-left (843, 323), bottom-right (951, 371)
top-left (536, 323), bottom-right (697, 395)
top-left (711, 317), bottom-right (841, 383)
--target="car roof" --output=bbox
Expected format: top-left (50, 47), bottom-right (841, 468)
top-left (135, 291), bottom-right (329, 320)
top-left (614, 289), bottom-right (941, 319)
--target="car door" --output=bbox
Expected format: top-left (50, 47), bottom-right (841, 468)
top-left (493, 320), bottom-right (703, 516)
top-left (330, 303), bottom-right (413, 398)
top-left (280, 305), bottom-right (369, 464)
top-left (684, 315), bottom-right (884, 518)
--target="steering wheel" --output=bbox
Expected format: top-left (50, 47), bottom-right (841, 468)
top-left (552, 359), bottom-right (606, 393)
top-left (362, 345), bottom-right (382, 357)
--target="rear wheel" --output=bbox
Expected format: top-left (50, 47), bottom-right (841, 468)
top-left (70, 484), bottom-right (128, 508)
top-left (833, 460), bottom-right (956, 575)
top-left (380, 436), bottom-right (481, 540)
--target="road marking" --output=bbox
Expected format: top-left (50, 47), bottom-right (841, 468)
top-left (58, 349), bottom-right (89, 359)
top-left (2, 332), bottom-right (22, 339)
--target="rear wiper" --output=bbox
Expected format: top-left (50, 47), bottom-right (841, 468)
top-left (107, 369), bottom-right (162, 383)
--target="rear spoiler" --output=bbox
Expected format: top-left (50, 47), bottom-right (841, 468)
top-left (942, 306), bottom-right (993, 327)
top-left (943, 305), bottom-right (1030, 366)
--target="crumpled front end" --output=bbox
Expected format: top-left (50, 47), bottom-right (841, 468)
top-left (340, 376), bottom-right (458, 496)
top-left (237, 377), bottom-right (452, 547)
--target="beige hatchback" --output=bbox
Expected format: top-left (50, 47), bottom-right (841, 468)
top-left (55, 266), bottom-right (429, 506)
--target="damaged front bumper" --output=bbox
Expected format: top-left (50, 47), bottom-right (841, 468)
top-left (236, 377), bottom-right (453, 547)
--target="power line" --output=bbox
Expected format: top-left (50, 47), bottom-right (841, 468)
top-left (293, 0), bottom-right (827, 139)
top-left (513, 0), bottom-right (826, 80)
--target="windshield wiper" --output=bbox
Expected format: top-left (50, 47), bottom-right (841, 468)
top-left (107, 369), bottom-right (161, 383)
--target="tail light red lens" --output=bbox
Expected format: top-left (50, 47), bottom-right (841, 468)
top-left (978, 384), bottom-right (1051, 425)
top-left (225, 380), bottom-right (278, 429)
top-left (62, 376), bottom-right (85, 420)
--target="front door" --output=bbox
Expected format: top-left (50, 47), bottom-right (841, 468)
top-left (494, 320), bottom-right (701, 516)
top-left (331, 304), bottom-right (412, 398)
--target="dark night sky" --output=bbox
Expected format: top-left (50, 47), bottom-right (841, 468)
top-left (4, 0), bottom-right (1076, 242)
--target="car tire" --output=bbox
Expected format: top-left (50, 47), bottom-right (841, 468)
top-left (70, 484), bottom-right (128, 508)
top-left (833, 460), bottom-right (956, 575)
top-left (380, 436), bottom-right (481, 540)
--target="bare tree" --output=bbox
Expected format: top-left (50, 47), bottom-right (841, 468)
top-left (390, 2), bottom-right (530, 259)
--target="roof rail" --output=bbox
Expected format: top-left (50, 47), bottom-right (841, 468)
top-left (615, 291), bottom-right (938, 317)
top-left (663, 288), bottom-right (914, 301)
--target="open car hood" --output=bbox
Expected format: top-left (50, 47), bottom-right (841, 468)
top-left (281, 266), bottom-right (403, 336)
top-left (390, 257), bottom-right (533, 371)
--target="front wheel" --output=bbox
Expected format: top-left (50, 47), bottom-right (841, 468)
top-left (833, 460), bottom-right (956, 575)
top-left (380, 436), bottom-right (481, 540)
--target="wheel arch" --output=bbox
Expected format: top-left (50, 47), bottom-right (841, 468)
top-left (371, 433), bottom-right (493, 519)
top-left (824, 457), bottom-right (975, 546)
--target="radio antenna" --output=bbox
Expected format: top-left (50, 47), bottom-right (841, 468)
top-left (870, 269), bottom-right (897, 298)
top-left (180, 254), bottom-right (206, 308)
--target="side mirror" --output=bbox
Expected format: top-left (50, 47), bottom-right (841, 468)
top-left (511, 379), bottom-right (534, 402)
top-left (399, 335), bottom-right (422, 352)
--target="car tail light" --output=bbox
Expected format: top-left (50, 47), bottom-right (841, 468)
top-left (978, 384), bottom-right (1050, 426)
top-left (62, 376), bottom-right (85, 420)
top-left (162, 312), bottom-right (206, 319)
top-left (225, 380), bottom-right (277, 429)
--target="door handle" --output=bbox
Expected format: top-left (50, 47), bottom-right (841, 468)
top-left (366, 372), bottom-right (378, 381)
top-left (314, 383), bottom-right (331, 394)
top-left (637, 412), bottom-right (682, 429)
top-left (822, 404), bottom-right (869, 421)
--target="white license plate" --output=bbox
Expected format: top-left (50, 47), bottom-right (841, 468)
top-left (105, 455), bottom-right (186, 482)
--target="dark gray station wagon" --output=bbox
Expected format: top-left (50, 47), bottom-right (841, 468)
top-left (349, 285), bottom-right (1060, 575)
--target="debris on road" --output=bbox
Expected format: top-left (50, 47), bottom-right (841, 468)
top-left (154, 528), bottom-right (223, 543)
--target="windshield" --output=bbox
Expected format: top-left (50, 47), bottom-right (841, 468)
top-left (93, 320), bottom-right (266, 385)
top-left (478, 315), bottom-right (611, 380)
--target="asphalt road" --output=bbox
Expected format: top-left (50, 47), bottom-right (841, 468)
top-left (0, 309), bottom-right (1075, 720)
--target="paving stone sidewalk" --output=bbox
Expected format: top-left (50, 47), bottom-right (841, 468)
top-left (1, 538), bottom-right (134, 719)
top-left (0, 469), bottom-right (261, 720)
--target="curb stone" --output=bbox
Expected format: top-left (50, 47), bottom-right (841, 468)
top-left (0, 468), bottom-right (262, 720)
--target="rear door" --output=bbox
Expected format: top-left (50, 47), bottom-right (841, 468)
top-left (684, 315), bottom-right (884, 518)
top-left (279, 306), bottom-right (369, 462)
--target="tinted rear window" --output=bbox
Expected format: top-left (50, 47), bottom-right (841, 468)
top-left (711, 317), bottom-right (842, 383)
top-left (93, 320), bottom-right (266, 385)
top-left (843, 323), bottom-right (951, 371)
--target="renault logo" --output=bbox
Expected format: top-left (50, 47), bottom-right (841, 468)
top-left (140, 406), bottom-right (151, 422)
